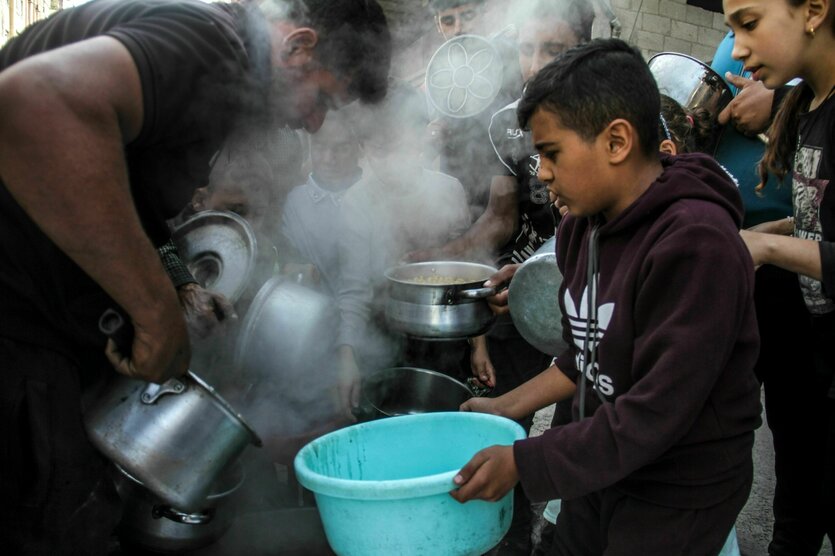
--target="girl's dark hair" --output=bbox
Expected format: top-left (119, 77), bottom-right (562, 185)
top-left (517, 38), bottom-right (660, 157)
top-left (659, 95), bottom-right (713, 153)
top-left (760, 82), bottom-right (811, 187)
top-left (759, 0), bottom-right (835, 188)
top-left (259, 0), bottom-right (392, 104)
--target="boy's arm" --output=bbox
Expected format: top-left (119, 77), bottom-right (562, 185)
top-left (462, 363), bottom-right (575, 420)
top-left (514, 222), bottom-right (757, 503)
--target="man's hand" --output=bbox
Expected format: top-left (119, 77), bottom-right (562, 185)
top-left (718, 73), bottom-right (775, 136)
top-left (177, 283), bottom-right (237, 339)
top-left (105, 303), bottom-right (190, 384)
top-left (450, 445), bottom-right (519, 503)
top-left (469, 335), bottom-right (496, 389)
top-left (484, 264), bottom-right (519, 315)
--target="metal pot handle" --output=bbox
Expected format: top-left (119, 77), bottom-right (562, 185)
top-left (152, 504), bottom-right (215, 525)
top-left (457, 286), bottom-right (496, 300)
top-left (141, 379), bottom-right (187, 404)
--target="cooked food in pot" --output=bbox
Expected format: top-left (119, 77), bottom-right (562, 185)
top-left (408, 275), bottom-right (469, 285)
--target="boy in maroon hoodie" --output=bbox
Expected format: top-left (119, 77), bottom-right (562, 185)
top-left (451, 38), bottom-right (762, 555)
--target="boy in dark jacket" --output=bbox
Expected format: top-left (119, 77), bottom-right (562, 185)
top-left (452, 38), bottom-right (762, 555)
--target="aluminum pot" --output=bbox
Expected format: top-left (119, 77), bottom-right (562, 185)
top-left (648, 52), bottom-right (733, 123)
top-left (362, 367), bottom-right (473, 418)
top-left (84, 367), bottom-right (261, 512)
top-left (384, 261), bottom-right (497, 339)
top-left (233, 276), bottom-right (337, 387)
top-left (114, 462), bottom-right (244, 554)
top-left (172, 210), bottom-right (270, 304)
top-left (507, 237), bottom-right (567, 356)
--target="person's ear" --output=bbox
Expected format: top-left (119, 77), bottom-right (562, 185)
top-left (659, 139), bottom-right (678, 155)
top-left (807, 0), bottom-right (830, 34)
top-left (604, 119), bottom-right (632, 164)
top-left (279, 28), bottom-right (318, 66)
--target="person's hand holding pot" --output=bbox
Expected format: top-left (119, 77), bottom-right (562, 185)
top-left (483, 264), bottom-right (519, 315)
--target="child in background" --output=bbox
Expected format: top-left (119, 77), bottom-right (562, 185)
top-left (728, 0), bottom-right (835, 551)
top-left (451, 38), bottom-right (762, 555)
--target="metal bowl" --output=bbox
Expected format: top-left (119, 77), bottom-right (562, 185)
top-left (172, 210), bottom-right (259, 304)
top-left (507, 237), bottom-right (567, 356)
top-left (648, 52), bottom-right (733, 123)
top-left (362, 367), bottom-right (473, 417)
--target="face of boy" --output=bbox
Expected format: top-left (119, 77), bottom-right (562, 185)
top-left (518, 16), bottom-right (581, 82)
top-left (436, 3), bottom-right (483, 40)
top-left (530, 108), bottom-right (618, 220)
top-left (310, 118), bottom-right (359, 187)
top-left (724, 0), bottom-right (811, 89)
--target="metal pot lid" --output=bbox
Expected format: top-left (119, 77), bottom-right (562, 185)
top-left (425, 34), bottom-right (504, 119)
top-left (507, 239), bottom-right (567, 356)
top-left (233, 276), bottom-right (336, 376)
top-left (172, 210), bottom-right (258, 304)
top-left (648, 52), bottom-right (732, 121)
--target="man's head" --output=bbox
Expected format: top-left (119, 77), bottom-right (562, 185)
top-left (518, 39), bottom-right (661, 219)
top-left (430, 0), bottom-right (487, 40)
top-left (259, 0), bottom-right (392, 132)
top-left (512, 0), bottom-right (595, 82)
top-left (309, 110), bottom-right (361, 189)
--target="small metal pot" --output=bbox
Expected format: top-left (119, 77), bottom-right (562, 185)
top-left (114, 462), bottom-right (244, 553)
top-left (384, 261), bottom-right (497, 339)
top-left (648, 52), bottom-right (733, 123)
top-left (507, 237), bottom-right (567, 356)
top-left (84, 370), bottom-right (261, 512)
top-left (361, 367), bottom-right (473, 418)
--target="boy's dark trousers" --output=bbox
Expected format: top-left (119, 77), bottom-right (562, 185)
top-left (549, 472), bottom-right (752, 556)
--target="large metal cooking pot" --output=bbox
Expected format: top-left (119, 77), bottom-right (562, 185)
top-left (86, 310), bottom-right (261, 512)
top-left (648, 52), bottom-right (733, 123)
top-left (172, 210), bottom-right (268, 304)
top-left (384, 261), bottom-right (497, 339)
top-left (507, 237), bottom-right (567, 356)
top-left (114, 462), bottom-right (244, 553)
top-left (361, 367), bottom-right (473, 418)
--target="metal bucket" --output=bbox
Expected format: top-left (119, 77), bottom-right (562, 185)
top-left (384, 261), bottom-right (497, 340)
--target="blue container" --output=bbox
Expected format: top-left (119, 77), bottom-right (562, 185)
top-left (294, 412), bottom-right (527, 556)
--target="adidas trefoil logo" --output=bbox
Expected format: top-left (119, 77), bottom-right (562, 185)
top-left (564, 282), bottom-right (616, 397)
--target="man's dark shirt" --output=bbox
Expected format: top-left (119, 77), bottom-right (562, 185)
top-left (0, 0), bottom-right (270, 363)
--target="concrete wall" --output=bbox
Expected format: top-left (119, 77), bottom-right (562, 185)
top-left (609, 0), bottom-right (728, 63)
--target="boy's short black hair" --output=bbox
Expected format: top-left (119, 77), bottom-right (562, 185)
top-left (429, 0), bottom-right (486, 13)
top-left (260, 0), bottom-right (391, 104)
top-left (517, 38), bottom-right (661, 157)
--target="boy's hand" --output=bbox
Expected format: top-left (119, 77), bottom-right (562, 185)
top-left (718, 73), bottom-right (774, 136)
top-left (450, 445), bottom-right (519, 503)
top-left (469, 335), bottom-right (496, 388)
top-left (459, 396), bottom-right (502, 415)
top-left (484, 264), bottom-right (519, 315)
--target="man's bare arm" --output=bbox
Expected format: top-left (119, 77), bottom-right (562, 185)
top-left (0, 37), bottom-right (188, 382)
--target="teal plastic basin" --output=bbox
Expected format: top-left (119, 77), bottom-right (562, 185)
top-left (294, 412), bottom-right (526, 556)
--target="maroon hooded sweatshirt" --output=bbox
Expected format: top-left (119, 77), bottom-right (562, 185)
top-left (514, 153), bottom-right (762, 509)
